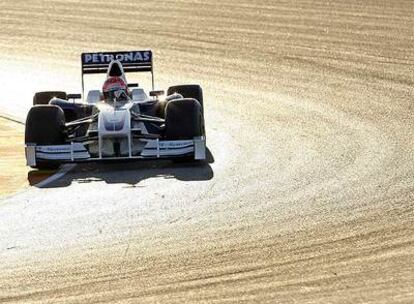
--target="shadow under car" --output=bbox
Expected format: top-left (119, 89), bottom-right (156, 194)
top-left (28, 148), bottom-right (215, 188)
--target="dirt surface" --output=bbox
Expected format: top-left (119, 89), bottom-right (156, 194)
top-left (0, 117), bottom-right (28, 197)
top-left (0, 0), bottom-right (413, 303)
top-left (0, 116), bottom-right (55, 198)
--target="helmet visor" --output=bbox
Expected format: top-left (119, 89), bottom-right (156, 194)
top-left (103, 88), bottom-right (128, 102)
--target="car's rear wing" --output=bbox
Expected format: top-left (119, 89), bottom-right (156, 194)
top-left (81, 50), bottom-right (154, 93)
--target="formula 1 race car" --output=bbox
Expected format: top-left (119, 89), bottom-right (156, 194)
top-left (25, 50), bottom-right (206, 169)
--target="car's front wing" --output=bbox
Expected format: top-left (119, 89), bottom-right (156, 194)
top-left (25, 137), bottom-right (206, 166)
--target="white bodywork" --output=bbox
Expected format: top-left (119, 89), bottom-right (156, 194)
top-left (25, 56), bottom-right (206, 166)
top-left (25, 97), bottom-right (206, 166)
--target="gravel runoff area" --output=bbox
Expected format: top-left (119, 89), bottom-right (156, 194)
top-left (0, 116), bottom-right (53, 198)
top-left (0, 0), bottom-right (413, 303)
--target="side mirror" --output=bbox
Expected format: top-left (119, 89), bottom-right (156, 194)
top-left (67, 93), bottom-right (82, 100)
top-left (149, 90), bottom-right (165, 97)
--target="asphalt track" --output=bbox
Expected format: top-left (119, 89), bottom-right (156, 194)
top-left (0, 0), bottom-right (413, 302)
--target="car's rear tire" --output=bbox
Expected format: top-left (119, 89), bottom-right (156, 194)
top-left (167, 85), bottom-right (203, 112)
top-left (25, 105), bottom-right (66, 170)
top-left (33, 91), bottom-right (67, 105)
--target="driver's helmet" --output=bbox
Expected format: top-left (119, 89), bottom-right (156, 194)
top-left (102, 76), bottom-right (129, 102)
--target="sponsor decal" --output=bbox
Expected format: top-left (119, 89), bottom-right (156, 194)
top-left (144, 140), bottom-right (194, 150)
top-left (83, 51), bottom-right (152, 65)
top-left (36, 144), bottom-right (87, 153)
top-left (159, 142), bottom-right (193, 148)
top-left (37, 146), bottom-right (72, 153)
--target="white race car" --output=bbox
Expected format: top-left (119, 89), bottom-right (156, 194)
top-left (25, 50), bottom-right (206, 169)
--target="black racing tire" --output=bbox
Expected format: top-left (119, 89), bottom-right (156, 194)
top-left (33, 91), bottom-right (67, 105)
top-left (164, 98), bottom-right (203, 140)
top-left (154, 100), bottom-right (168, 119)
top-left (25, 105), bottom-right (66, 170)
top-left (167, 85), bottom-right (203, 113)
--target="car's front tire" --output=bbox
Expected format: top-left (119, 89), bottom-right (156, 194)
top-left (164, 98), bottom-right (204, 163)
top-left (25, 105), bottom-right (66, 170)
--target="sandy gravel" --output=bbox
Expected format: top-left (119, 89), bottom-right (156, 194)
top-left (0, 117), bottom-right (29, 197)
top-left (0, 0), bottom-right (413, 303)
top-left (0, 116), bottom-right (57, 199)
